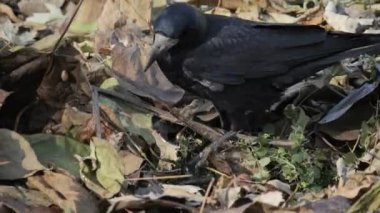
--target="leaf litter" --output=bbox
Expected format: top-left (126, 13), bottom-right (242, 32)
top-left (1, 0), bottom-right (380, 212)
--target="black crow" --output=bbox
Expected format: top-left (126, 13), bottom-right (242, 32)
top-left (145, 3), bottom-right (380, 131)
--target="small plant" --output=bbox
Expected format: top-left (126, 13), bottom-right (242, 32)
top-left (239, 105), bottom-right (335, 191)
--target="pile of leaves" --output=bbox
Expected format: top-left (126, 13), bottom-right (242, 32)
top-left (1, 0), bottom-right (380, 212)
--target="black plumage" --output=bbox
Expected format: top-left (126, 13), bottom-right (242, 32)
top-left (145, 3), bottom-right (380, 131)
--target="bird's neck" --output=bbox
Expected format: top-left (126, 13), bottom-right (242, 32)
top-left (179, 11), bottom-right (208, 47)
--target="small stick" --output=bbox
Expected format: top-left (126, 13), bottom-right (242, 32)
top-left (91, 86), bottom-right (102, 138)
top-left (200, 177), bottom-right (215, 213)
top-left (316, 133), bottom-right (342, 154)
top-left (126, 174), bottom-right (192, 181)
top-left (52, 0), bottom-right (84, 53)
top-left (206, 167), bottom-right (231, 178)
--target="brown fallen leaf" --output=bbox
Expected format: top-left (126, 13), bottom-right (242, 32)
top-left (27, 171), bottom-right (99, 213)
top-left (324, 1), bottom-right (374, 33)
top-left (0, 185), bottom-right (52, 208)
top-left (152, 130), bottom-right (179, 170)
top-left (221, 0), bottom-right (249, 10)
top-left (119, 150), bottom-right (144, 176)
top-left (94, 0), bottom-right (149, 52)
top-left (107, 185), bottom-right (201, 212)
top-left (0, 129), bottom-right (45, 180)
top-left (254, 191), bottom-right (284, 207)
top-left (0, 17), bottom-right (37, 46)
top-left (300, 10), bottom-right (323, 25)
top-left (269, 12), bottom-right (298, 23)
top-left (94, 0), bottom-right (185, 104)
top-left (111, 42), bottom-right (185, 104)
top-left (61, 105), bottom-right (92, 130)
top-left (215, 187), bottom-right (244, 208)
top-left (266, 179), bottom-right (292, 195)
top-left (25, 3), bottom-right (64, 24)
top-left (345, 4), bottom-right (375, 19)
top-left (67, 0), bottom-right (105, 35)
top-left (335, 172), bottom-right (377, 199)
top-left (0, 3), bottom-right (22, 22)
top-left (18, 0), bottom-right (64, 16)
top-left (206, 7), bottom-right (232, 16)
top-left (347, 180), bottom-right (380, 213)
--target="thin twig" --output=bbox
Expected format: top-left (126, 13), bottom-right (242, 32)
top-left (282, 184), bottom-right (300, 208)
top-left (268, 140), bottom-right (295, 147)
top-left (97, 86), bottom-right (224, 142)
top-left (91, 86), bottom-right (102, 138)
top-left (124, 133), bottom-right (156, 168)
top-left (206, 167), bottom-right (231, 178)
top-left (51, 0), bottom-right (85, 53)
top-left (170, 111), bottom-right (223, 142)
top-left (200, 177), bottom-right (215, 213)
top-left (108, 196), bottom-right (194, 213)
top-left (295, 3), bottom-right (321, 23)
top-left (171, 107), bottom-right (224, 142)
top-left (126, 174), bottom-right (192, 181)
top-left (316, 133), bottom-right (342, 154)
top-left (96, 87), bottom-right (179, 123)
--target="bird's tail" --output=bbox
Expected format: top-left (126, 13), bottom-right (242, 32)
top-left (279, 32), bottom-right (380, 87)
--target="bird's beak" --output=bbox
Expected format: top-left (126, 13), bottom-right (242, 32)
top-left (144, 33), bottom-right (178, 72)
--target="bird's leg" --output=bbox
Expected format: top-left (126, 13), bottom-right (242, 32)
top-left (227, 110), bottom-right (251, 131)
top-left (217, 109), bottom-right (230, 130)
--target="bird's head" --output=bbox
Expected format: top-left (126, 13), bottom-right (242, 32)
top-left (144, 3), bottom-right (207, 71)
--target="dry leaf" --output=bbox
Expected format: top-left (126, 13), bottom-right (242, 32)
top-left (68, 0), bottom-right (106, 34)
top-left (324, 1), bottom-right (373, 33)
top-left (95, 0), bottom-right (185, 104)
top-left (119, 150), bottom-right (144, 176)
top-left (0, 129), bottom-right (45, 180)
top-left (0, 17), bottom-right (37, 45)
top-left (0, 3), bottom-right (22, 22)
top-left (107, 184), bottom-right (202, 212)
top-left (254, 191), bottom-right (284, 207)
top-left (206, 7), bottom-right (232, 16)
top-left (18, 0), bottom-right (64, 16)
top-left (97, 0), bottom-right (150, 33)
top-left (27, 171), bottom-right (99, 213)
top-left (215, 187), bottom-right (244, 208)
top-left (153, 131), bottom-right (179, 162)
top-left (335, 173), bottom-right (375, 199)
top-left (0, 185), bottom-right (52, 208)
top-left (25, 3), bottom-right (64, 24)
top-left (266, 179), bottom-right (292, 195)
top-left (91, 137), bottom-right (125, 196)
top-left (269, 12), bottom-right (298, 23)
top-left (111, 42), bottom-right (185, 104)
top-left (161, 184), bottom-right (204, 204)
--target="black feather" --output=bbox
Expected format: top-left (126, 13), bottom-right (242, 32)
top-left (152, 3), bottom-right (380, 131)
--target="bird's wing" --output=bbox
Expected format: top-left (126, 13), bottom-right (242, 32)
top-left (183, 23), bottom-right (328, 85)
